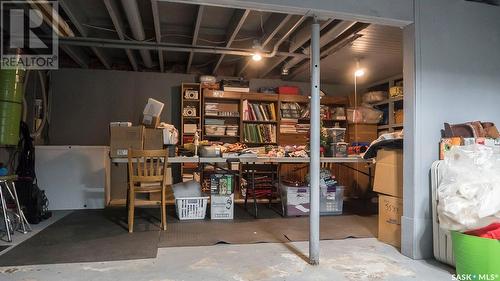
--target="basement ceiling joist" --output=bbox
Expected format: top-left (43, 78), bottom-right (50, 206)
top-left (15, 0), bottom-right (402, 84)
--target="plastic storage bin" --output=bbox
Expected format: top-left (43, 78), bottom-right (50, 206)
top-left (281, 184), bottom-right (344, 216)
top-left (431, 160), bottom-right (455, 266)
top-left (452, 231), bottom-right (500, 278)
top-left (211, 194), bottom-right (234, 219)
top-left (175, 197), bottom-right (209, 220)
top-left (320, 186), bottom-right (344, 215)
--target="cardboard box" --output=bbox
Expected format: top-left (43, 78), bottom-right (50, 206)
top-left (373, 148), bottom-right (403, 198)
top-left (211, 194), bottom-right (234, 220)
top-left (378, 195), bottom-right (403, 247)
top-left (110, 126), bottom-right (144, 157)
top-left (142, 114), bottom-right (160, 128)
top-left (143, 128), bottom-right (164, 150)
top-left (348, 124), bottom-right (378, 143)
top-left (110, 162), bottom-right (128, 201)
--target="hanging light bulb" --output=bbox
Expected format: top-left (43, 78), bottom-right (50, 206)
top-left (354, 68), bottom-right (365, 77)
top-left (252, 52), bottom-right (262, 61)
top-left (251, 40), bottom-right (263, 62)
top-left (354, 59), bottom-right (365, 77)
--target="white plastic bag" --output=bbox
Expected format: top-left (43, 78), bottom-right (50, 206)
top-left (437, 144), bottom-right (500, 231)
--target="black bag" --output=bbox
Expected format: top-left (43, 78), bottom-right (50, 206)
top-left (15, 122), bottom-right (51, 224)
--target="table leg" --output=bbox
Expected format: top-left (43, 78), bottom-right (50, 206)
top-left (252, 162), bottom-right (257, 218)
top-left (0, 182), bottom-right (12, 242)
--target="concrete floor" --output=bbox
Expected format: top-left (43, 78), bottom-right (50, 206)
top-left (0, 236), bottom-right (453, 281)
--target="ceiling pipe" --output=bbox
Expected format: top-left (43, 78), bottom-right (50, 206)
top-left (120, 0), bottom-right (153, 68)
top-left (58, 36), bottom-right (310, 59)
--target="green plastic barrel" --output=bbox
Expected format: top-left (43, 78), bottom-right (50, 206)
top-left (0, 69), bottom-right (25, 146)
top-left (0, 69), bottom-right (25, 103)
top-left (452, 231), bottom-right (500, 280)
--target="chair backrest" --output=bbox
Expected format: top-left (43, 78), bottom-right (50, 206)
top-left (128, 149), bottom-right (169, 183)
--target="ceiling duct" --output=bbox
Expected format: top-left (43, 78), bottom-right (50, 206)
top-left (120, 0), bottom-right (153, 68)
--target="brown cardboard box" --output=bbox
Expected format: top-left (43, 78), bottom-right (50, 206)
top-left (110, 162), bottom-right (128, 201)
top-left (110, 126), bottom-right (144, 157)
top-left (378, 195), bottom-right (403, 247)
top-left (373, 148), bottom-right (403, 197)
top-left (144, 128), bottom-right (164, 150)
top-left (348, 124), bottom-right (378, 143)
top-left (394, 110), bottom-right (404, 124)
top-left (142, 114), bottom-right (160, 128)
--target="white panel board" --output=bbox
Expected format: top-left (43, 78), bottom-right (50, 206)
top-left (35, 146), bottom-right (109, 210)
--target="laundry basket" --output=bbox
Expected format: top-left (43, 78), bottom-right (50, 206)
top-left (175, 197), bottom-right (209, 220)
top-left (431, 160), bottom-right (455, 266)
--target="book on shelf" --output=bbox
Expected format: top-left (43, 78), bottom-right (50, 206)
top-left (243, 100), bottom-right (276, 121)
top-left (243, 123), bottom-right (276, 143)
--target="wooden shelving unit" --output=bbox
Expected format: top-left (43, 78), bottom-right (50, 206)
top-left (181, 83), bottom-right (202, 182)
top-left (365, 75), bottom-right (404, 133)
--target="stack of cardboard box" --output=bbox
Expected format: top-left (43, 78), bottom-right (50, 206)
top-left (108, 124), bottom-right (170, 205)
top-left (373, 148), bottom-right (403, 248)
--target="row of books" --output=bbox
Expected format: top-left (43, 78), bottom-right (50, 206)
top-left (242, 100), bottom-right (277, 121)
top-left (243, 124), bottom-right (277, 143)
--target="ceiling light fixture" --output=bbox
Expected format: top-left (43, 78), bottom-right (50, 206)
top-left (354, 69), bottom-right (365, 77)
top-left (354, 59), bottom-right (365, 77)
top-left (252, 40), bottom-right (263, 62)
top-left (252, 53), bottom-right (262, 61)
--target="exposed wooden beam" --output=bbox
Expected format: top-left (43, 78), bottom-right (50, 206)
top-left (288, 32), bottom-right (365, 79)
top-left (236, 13), bottom-right (292, 77)
top-left (151, 0), bottom-right (164, 72)
top-left (59, 0), bottom-right (111, 69)
top-left (103, 0), bottom-right (138, 71)
top-left (259, 18), bottom-right (333, 78)
top-left (283, 21), bottom-right (356, 72)
top-left (186, 5), bottom-right (204, 73)
top-left (212, 9), bottom-right (250, 75)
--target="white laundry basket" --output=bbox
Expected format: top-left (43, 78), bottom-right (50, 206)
top-left (431, 160), bottom-right (455, 266)
top-left (175, 197), bottom-right (209, 220)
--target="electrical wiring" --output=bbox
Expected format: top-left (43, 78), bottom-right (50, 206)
top-left (82, 23), bottom-right (135, 41)
top-left (82, 23), bottom-right (257, 45)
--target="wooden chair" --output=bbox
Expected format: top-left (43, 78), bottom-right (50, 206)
top-left (127, 149), bottom-right (169, 233)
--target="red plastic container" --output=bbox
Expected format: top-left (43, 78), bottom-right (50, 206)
top-left (278, 86), bottom-right (300, 95)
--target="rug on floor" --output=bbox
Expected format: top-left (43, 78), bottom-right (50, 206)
top-left (0, 205), bottom-right (377, 266)
top-left (0, 209), bottom-right (160, 266)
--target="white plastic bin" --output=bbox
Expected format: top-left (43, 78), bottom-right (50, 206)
top-left (431, 160), bottom-right (455, 266)
top-left (175, 197), bottom-right (209, 220)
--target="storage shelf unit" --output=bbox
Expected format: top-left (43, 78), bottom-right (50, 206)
top-left (365, 75), bottom-right (404, 133)
top-left (181, 83), bottom-right (202, 182)
top-left (182, 87), bottom-right (350, 201)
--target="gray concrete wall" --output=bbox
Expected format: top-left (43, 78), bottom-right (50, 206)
top-left (48, 68), bottom-right (351, 145)
top-left (402, 0), bottom-right (500, 259)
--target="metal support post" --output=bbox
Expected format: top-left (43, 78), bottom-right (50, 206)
top-left (309, 17), bottom-right (321, 265)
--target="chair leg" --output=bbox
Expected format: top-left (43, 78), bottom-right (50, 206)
top-left (161, 188), bottom-right (167, 231)
top-left (128, 187), bottom-right (135, 233)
